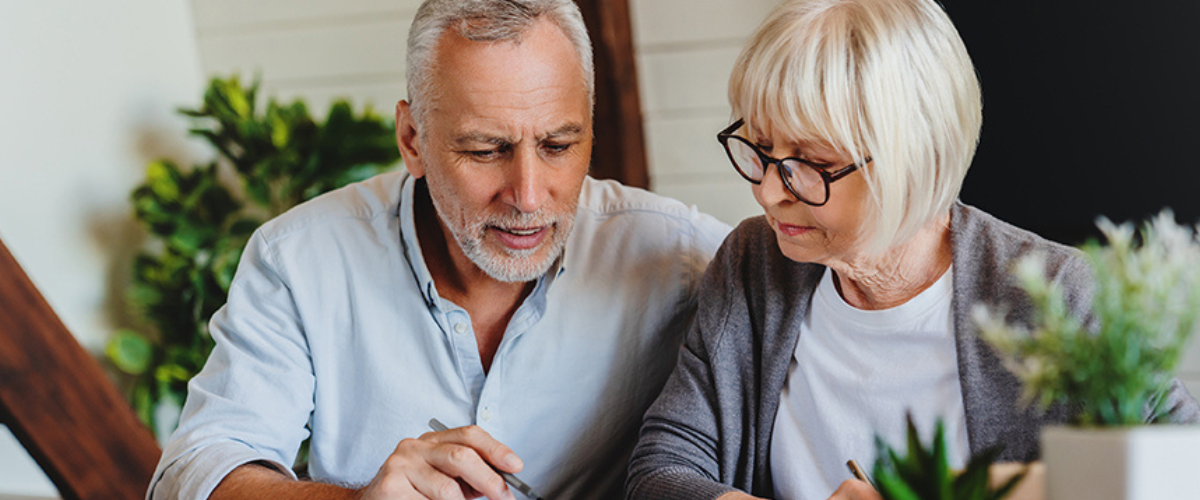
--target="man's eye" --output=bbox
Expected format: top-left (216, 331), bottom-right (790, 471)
top-left (543, 143), bottom-right (571, 155)
top-left (465, 149), bottom-right (502, 160)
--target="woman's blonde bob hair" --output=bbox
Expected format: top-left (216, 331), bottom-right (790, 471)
top-left (729, 0), bottom-right (982, 254)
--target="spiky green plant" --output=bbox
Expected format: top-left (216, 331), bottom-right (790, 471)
top-left (872, 416), bottom-right (1024, 500)
top-left (105, 75), bottom-right (400, 434)
top-left (975, 210), bottom-right (1200, 426)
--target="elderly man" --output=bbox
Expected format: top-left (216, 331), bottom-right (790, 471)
top-left (146, 0), bottom-right (729, 499)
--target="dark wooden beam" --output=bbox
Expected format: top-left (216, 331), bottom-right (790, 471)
top-left (0, 237), bottom-right (160, 500)
top-left (576, 0), bottom-right (650, 189)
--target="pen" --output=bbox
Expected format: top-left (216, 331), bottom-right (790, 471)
top-left (846, 459), bottom-right (877, 489)
top-left (428, 418), bottom-right (546, 500)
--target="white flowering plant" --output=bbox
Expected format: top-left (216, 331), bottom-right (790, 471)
top-left (974, 210), bottom-right (1200, 426)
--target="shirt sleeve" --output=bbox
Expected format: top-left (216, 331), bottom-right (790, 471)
top-left (147, 229), bottom-right (315, 500)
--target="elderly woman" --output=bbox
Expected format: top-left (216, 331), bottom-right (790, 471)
top-left (626, 0), bottom-right (1200, 499)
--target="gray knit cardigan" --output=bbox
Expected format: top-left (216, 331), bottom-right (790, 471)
top-left (627, 202), bottom-right (1200, 500)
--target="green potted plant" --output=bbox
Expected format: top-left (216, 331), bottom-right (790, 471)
top-left (105, 75), bottom-right (400, 439)
top-left (871, 415), bottom-right (1028, 500)
top-left (975, 211), bottom-right (1200, 500)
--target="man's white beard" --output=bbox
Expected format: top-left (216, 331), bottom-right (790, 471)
top-left (431, 195), bottom-right (575, 283)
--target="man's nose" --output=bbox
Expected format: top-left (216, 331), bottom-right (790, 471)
top-left (505, 147), bottom-right (548, 214)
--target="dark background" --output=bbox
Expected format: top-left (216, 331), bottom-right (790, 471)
top-left (941, 1), bottom-right (1200, 245)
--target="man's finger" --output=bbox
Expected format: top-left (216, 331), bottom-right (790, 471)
top-left (406, 456), bottom-right (471, 500)
top-left (426, 443), bottom-right (513, 500)
top-left (427, 425), bottom-right (524, 473)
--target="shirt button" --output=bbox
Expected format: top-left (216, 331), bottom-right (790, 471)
top-left (454, 323), bottom-right (468, 334)
top-left (480, 407), bottom-right (492, 422)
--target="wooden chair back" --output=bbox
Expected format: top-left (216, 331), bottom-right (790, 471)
top-left (0, 237), bottom-right (160, 500)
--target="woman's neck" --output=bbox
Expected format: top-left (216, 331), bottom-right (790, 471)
top-left (827, 213), bottom-right (953, 310)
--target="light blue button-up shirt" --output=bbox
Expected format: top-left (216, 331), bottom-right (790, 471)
top-left (148, 171), bottom-right (730, 500)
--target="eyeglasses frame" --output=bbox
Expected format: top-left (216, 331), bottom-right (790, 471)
top-left (717, 119), bottom-right (870, 207)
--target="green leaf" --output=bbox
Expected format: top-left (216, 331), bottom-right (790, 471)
top-left (166, 223), bottom-right (211, 255)
top-left (133, 379), bottom-right (155, 428)
top-left (106, 330), bottom-right (154, 375)
top-left (145, 161), bottom-right (182, 202)
top-left (155, 363), bottom-right (192, 384)
top-left (877, 472), bottom-right (923, 500)
top-left (270, 113), bottom-right (290, 148)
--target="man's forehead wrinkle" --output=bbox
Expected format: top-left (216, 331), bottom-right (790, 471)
top-left (538, 123), bottom-right (585, 141)
top-left (459, 81), bottom-right (578, 100)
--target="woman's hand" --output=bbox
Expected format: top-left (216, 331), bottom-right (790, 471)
top-left (827, 479), bottom-right (882, 500)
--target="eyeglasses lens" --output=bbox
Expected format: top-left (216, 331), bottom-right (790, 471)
top-left (727, 139), bottom-right (764, 180)
top-left (789, 161), bottom-right (824, 193)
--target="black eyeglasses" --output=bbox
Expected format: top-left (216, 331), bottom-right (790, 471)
top-left (717, 119), bottom-right (870, 206)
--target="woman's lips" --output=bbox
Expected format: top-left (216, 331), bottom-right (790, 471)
top-left (490, 226), bottom-right (549, 250)
top-left (775, 220), bottom-right (812, 237)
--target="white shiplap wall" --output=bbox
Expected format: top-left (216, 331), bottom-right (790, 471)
top-left (191, 0), bottom-right (419, 120)
top-left (630, 0), bottom-right (778, 225)
top-left (188, 0), bottom-right (777, 226)
top-left (187, 0), bottom-right (1199, 404)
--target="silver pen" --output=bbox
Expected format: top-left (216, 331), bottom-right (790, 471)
top-left (428, 418), bottom-right (546, 500)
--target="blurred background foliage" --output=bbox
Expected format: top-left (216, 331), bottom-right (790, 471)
top-left (105, 75), bottom-right (400, 435)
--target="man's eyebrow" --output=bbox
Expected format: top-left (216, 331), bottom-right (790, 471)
top-left (538, 124), bottom-right (585, 142)
top-left (451, 132), bottom-right (513, 147)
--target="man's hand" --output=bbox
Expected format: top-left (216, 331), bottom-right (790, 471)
top-left (827, 479), bottom-right (882, 500)
top-left (359, 424), bottom-right (524, 500)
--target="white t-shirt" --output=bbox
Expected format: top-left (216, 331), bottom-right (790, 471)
top-left (770, 266), bottom-right (969, 500)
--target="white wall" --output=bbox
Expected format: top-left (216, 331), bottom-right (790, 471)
top-left (0, 0), bottom-right (205, 496)
top-left (190, 0), bottom-right (419, 121)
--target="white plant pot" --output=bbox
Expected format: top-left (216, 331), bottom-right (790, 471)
top-left (1041, 425), bottom-right (1200, 500)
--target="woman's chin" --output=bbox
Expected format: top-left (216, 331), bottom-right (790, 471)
top-left (776, 235), bottom-right (825, 264)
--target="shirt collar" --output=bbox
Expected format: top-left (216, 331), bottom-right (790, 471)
top-left (396, 174), bottom-right (567, 312)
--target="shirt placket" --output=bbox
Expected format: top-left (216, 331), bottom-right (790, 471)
top-left (473, 300), bottom-right (543, 432)
top-left (443, 307), bottom-right (486, 405)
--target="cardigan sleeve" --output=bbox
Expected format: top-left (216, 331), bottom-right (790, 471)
top-left (1156, 379), bottom-right (1200, 423)
top-left (626, 228), bottom-right (744, 500)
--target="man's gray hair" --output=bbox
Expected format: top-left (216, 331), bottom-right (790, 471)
top-left (406, 0), bottom-right (595, 128)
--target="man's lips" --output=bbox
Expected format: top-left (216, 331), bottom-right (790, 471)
top-left (490, 225), bottom-right (549, 250)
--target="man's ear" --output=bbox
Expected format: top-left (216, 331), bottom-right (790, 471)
top-left (395, 100), bottom-right (425, 179)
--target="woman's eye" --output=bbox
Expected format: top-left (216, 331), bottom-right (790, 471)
top-left (806, 160), bottom-right (832, 168)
